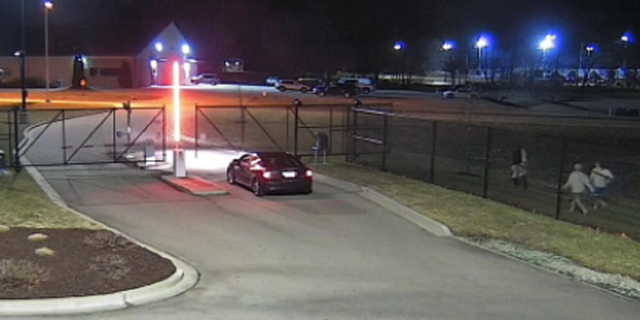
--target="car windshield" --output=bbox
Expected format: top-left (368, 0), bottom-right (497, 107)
top-left (261, 154), bottom-right (300, 168)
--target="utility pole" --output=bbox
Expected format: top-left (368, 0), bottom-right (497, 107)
top-left (21, 0), bottom-right (27, 111)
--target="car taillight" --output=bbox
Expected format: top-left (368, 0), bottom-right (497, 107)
top-left (305, 170), bottom-right (313, 177)
top-left (262, 171), bottom-right (272, 179)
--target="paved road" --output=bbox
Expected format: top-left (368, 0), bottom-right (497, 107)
top-left (7, 114), bottom-right (640, 320)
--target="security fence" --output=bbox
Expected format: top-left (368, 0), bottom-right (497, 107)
top-left (348, 107), bottom-right (640, 240)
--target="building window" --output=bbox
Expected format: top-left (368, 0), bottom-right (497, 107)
top-left (88, 68), bottom-right (120, 77)
top-left (0, 67), bottom-right (11, 77)
top-left (99, 68), bottom-right (120, 77)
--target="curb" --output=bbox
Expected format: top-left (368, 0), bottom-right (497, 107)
top-left (160, 175), bottom-right (229, 196)
top-left (315, 173), bottom-right (452, 237)
top-left (0, 122), bottom-right (199, 316)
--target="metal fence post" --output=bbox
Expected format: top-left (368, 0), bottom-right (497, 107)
top-left (329, 106), bottom-right (334, 154)
top-left (63, 109), bottom-right (69, 164)
top-left (286, 106), bottom-right (290, 152)
top-left (482, 127), bottom-right (492, 198)
top-left (241, 106), bottom-right (246, 150)
top-left (110, 109), bottom-right (116, 162)
top-left (12, 107), bottom-right (21, 171)
top-left (345, 106), bottom-right (351, 161)
top-left (162, 105), bottom-right (166, 161)
top-left (430, 121), bottom-right (437, 183)
top-left (381, 114), bottom-right (389, 171)
top-left (555, 138), bottom-right (567, 220)
top-left (352, 107), bottom-right (358, 161)
top-left (194, 104), bottom-right (198, 158)
top-left (293, 99), bottom-right (301, 156)
top-left (6, 111), bottom-right (13, 167)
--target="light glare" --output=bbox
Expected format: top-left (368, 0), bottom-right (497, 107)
top-left (172, 61), bottom-right (181, 142)
top-left (44, 1), bottom-right (53, 9)
top-left (539, 34), bottom-right (556, 51)
top-left (181, 44), bottom-right (191, 55)
top-left (154, 42), bottom-right (163, 52)
top-left (476, 37), bottom-right (488, 49)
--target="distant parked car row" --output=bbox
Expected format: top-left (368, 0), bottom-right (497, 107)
top-left (270, 77), bottom-right (376, 98)
top-left (191, 73), bottom-right (219, 85)
top-left (436, 85), bottom-right (480, 99)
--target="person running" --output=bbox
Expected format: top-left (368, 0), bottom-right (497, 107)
top-left (563, 163), bottom-right (594, 214)
top-left (511, 146), bottom-right (528, 190)
top-left (590, 162), bottom-right (614, 209)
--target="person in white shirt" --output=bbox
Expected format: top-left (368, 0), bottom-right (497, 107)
top-left (590, 162), bottom-right (614, 209)
top-left (563, 163), bottom-right (594, 214)
top-left (511, 147), bottom-right (528, 190)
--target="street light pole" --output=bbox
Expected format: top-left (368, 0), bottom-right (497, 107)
top-left (44, 1), bottom-right (54, 103)
top-left (21, 0), bottom-right (27, 111)
top-left (475, 37), bottom-right (488, 82)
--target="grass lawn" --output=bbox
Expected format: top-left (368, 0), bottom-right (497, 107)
top-left (313, 160), bottom-right (640, 281)
top-left (0, 170), bottom-right (98, 229)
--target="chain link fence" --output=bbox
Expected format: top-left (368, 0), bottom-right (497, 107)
top-left (349, 108), bottom-right (640, 240)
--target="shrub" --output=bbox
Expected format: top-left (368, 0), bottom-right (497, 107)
top-left (35, 247), bottom-right (55, 256)
top-left (0, 259), bottom-right (51, 291)
top-left (83, 230), bottom-right (134, 250)
top-left (90, 254), bottom-right (130, 280)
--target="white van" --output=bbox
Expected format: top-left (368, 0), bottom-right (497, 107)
top-left (337, 78), bottom-right (376, 94)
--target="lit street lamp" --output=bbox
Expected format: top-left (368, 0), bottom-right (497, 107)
top-left (585, 45), bottom-right (595, 56)
top-left (538, 34), bottom-right (556, 77)
top-left (621, 33), bottom-right (632, 75)
top-left (155, 42), bottom-right (163, 53)
top-left (621, 34), bottom-right (630, 47)
top-left (475, 36), bottom-right (488, 73)
top-left (538, 34), bottom-right (556, 59)
top-left (393, 41), bottom-right (405, 84)
top-left (441, 41), bottom-right (454, 51)
top-left (44, 1), bottom-right (54, 103)
top-left (181, 44), bottom-right (191, 55)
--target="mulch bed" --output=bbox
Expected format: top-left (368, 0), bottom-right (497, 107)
top-left (0, 228), bottom-right (176, 299)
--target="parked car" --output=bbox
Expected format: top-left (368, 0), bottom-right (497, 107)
top-left (337, 77), bottom-right (376, 94)
top-left (442, 88), bottom-right (480, 99)
top-left (316, 82), bottom-right (360, 98)
top-left (265, 76), bottom-right (280, 85)
top-left (275, 79), bottom-right (312, 93)
top-left (191, 73), bottom-right (219, 85)
top-left (297, 77), bottom-right (325, 90)
top-left (226, 152), bottom-right (313, 196)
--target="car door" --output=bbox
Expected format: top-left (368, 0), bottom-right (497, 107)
top-left (236, 155), bottom-right (252, 186)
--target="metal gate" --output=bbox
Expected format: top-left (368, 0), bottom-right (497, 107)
top-left (1, 106), bottom-right (166, 169)
top-left (193, 101), bottom-right (392, 160)
top-left (346, 105), bottom-right (392, 170)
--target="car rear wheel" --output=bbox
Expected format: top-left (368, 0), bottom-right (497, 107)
top-left (343, 92), bottom-right (352, 98)
top-left (277, 86), bottom-right (286, 92)
top-left (227, 169), bottom-right (235, 185)
top-left (303, 188), bottom-right (313, 195)
top-left (318, 91), bottom-right (326, 97)
top-left (300, 87), bottom-right (308, 93)
top-left (362, 88), bottom-right (371, 94)
top-left (252, 179), bottom-right (264, 197)
top-left (446, 93), bottom-right (454, 99)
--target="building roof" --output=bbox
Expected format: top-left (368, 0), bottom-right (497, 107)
top-left (9, 21), bottom-right (186, 57)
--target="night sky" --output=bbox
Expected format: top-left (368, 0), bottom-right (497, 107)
top-left (1, 0), bottom-right (638, 73)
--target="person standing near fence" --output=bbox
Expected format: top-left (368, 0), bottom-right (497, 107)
top-left (590, 162), bottom-right (614, 209)
top-left (563, 163), bottom-right (594, 214)
top-left (511, 146), bottom-right (528, 190)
